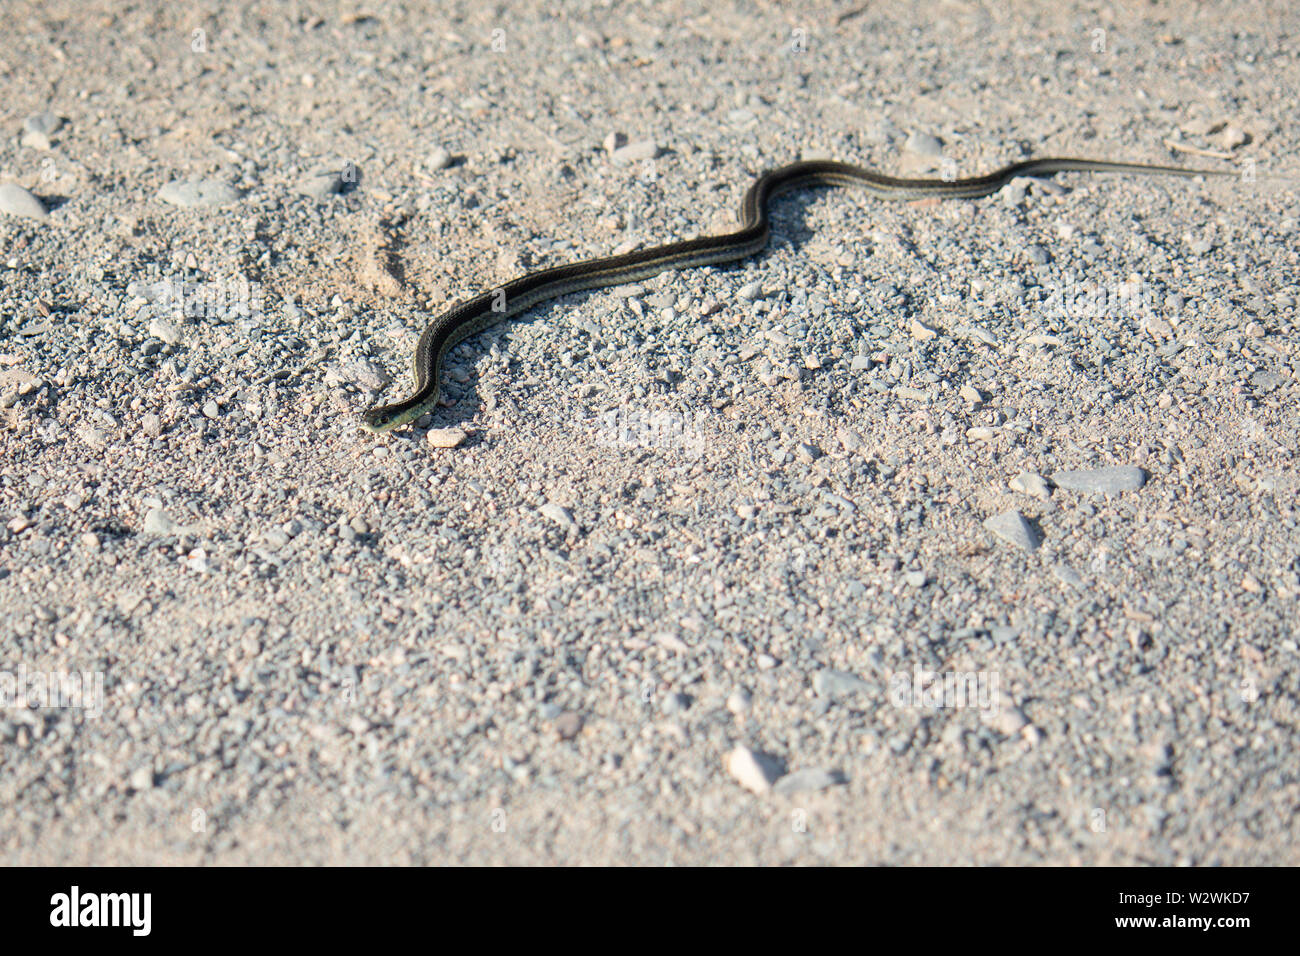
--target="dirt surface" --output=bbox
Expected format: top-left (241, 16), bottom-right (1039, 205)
top-left (1, 1), bottom-right (1298, 864)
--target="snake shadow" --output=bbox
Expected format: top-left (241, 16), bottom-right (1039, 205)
top-left (382, 187), bottom-right (934, 438)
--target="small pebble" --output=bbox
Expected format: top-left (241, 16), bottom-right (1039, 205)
top-left (1220, 125), bottom-right (1247, 150)
top-left (142, 508), bottom-right (177, 536)
top-left (910, 319), bottom-right (937, 341)
top-left (21, 111), bottom-right (62, 149)
top-left (610, 139), bottom-right (658, 164)
top-left (982, 704), bottom-right (1030, 737)
top-left (554, 711), bottom-right (584, 740)
top-left (653, 631), bottom-right (691, 654)
top-left (296, 168), bottom-right (345, 198)
top-left (1010, 472), bottom-right (1051, 499)
top-left (813, 669), bottom-right (872, 698)
top-left (0, 183), bottom-right (49, 222)
top-left (425, 427), bottom-right (467, 449)
top-left (905, 131), bottom-right (943, 156)
top-left (773, 768), bottom-right (847, 795)
top-left (983, 511), bottom-right (1041, 552)
top-left (147, 315), bottom-right (183, 344)
top-left (726, 689), bottom-right (752, 716)
top-left (539, 503), bottom-right (575, 528)
top-left (157, 178), bottom-right (242, 208)
top-left (725, 746), bottom-right (785, 795)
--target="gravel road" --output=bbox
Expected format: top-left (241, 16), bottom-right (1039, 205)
top-left (1, 0), bottom-right (1297, 864)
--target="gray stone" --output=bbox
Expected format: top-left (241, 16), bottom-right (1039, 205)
top-left (983, 511), bottom-right (1041, 552)
top-left (340, 358), bottom-right (387, 390)
top-left (22, 111), bottom-right (62, 137)
top-left (813, 668), bottom-right (872, 698)
top-left (1051, 465), bottom-right (1146, 495)
top-left (142, 508), bottom-right (177, 536)
top-left (0, 183), bottom-right (49, 222)
top-left (20, 111), bottom-right (61, 149)
top-left (296, 169), bottom-right (344, 198)
top-left (539, 503), bottom-right (575, 528)
top-left (1010, 472), bottom-right (1051, 499)
top-left (661, 692), bottom-right (691, 715)
top-left (905, 131), bottom-right (943, 156)
top-left (426, 428), bottom-right (467, 449)
top-left (554, 711), bottom-right (584, 740)
top-left (772, 768), bottom-right (847, 795)
top-left (157, 178), bottom-right (243, 208)
top-left (148, 316), bottom-right (182, 344)
top-left (610, 139), bottom-right (658, 164)
top-left (726, 689), bottom-right (752, 715)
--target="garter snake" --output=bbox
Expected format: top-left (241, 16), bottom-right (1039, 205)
top-left (361, 155), bottom-right (1230, 432)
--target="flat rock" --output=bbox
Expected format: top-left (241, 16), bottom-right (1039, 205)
top-left (296, 169), bottom-right (344, 198)
top-left (1051, 465), bottom-right (1146, 495)
top-left (813, 668), bottom-right (873, 698)
top-left (425, 427), bottom-right (467, 449)
top-left (981, 704), bottom-right (1030, 737)
top-left (1010, 471), bottom-right (1051, 499)
top-left (905, 131), bottom-right (943, 156)
top-left (0, 183), bottom-right (49, 222)
top-left (836, 427), bottom-right (865, 451)
top-left (539, 503), bottom-right (575, 528)
top-left (983, 511), bottom-right (1041, 552)
top-left (148, 316), bottom-right (183, 344)
top-left (338, 358), bottom-right (387, 390)
top-left (157, 178), bottom-right (243, 208)
top-left (553, 711), bottom-right (584, 740)
top-left (23, 111), bottom-right (62, 137)
top-left (610, 139), bottom-right (658, 164)
top-left (20, 111), bottom-right (62, 149)
top-left (143, 508), bottom-right (178, 536)
top-left (772, 768), bottom-right (847, 795)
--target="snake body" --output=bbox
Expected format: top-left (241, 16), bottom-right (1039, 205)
top-left (362, 156), bottom-right (1230, 432)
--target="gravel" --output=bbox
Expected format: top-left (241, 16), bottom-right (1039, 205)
top-left (1, 0), bottom-right (1296, 868)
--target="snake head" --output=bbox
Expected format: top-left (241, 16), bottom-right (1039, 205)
top-left (360, 406), bottom-right (401, 432)
top-left (361, 402), bottom-right (428, 433)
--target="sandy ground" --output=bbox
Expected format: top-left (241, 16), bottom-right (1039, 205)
top-left (1, 0), bottom-right (1298, 864)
